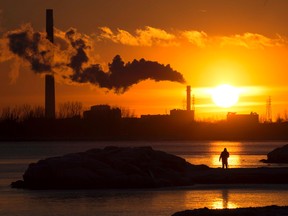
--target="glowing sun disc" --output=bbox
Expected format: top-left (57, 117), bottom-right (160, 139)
top-left (211, 84), bottom-right (239, 108)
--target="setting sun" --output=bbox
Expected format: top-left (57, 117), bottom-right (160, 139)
top-left (211, 84), bottom-right (240, 108)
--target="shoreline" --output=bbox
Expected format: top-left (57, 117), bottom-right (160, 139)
top-left (10, 145), bottom-right (288, 189)
top-left (11, 166), bottom-right (288, 189)
top-left (172, 205), bottom-right (288, 216)
top-left (189, 167), bottom-right (288, 184)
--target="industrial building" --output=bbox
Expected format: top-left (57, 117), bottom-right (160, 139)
top-left (83, 105), bottom-right (121, 121)
top-left (227, 112), bottom-right (259, 124)
top-left (141, 85), bottom-right (195, 122)
top-left (169, 109), bottom-right (194, 121)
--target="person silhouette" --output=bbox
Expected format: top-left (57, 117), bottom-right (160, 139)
top-left (219, 148), bottom-right (229, 169)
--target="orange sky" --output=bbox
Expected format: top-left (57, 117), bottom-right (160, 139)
top-left (1, 0), bottom-right (288, 121)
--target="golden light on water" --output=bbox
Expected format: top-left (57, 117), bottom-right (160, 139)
top-left (211, 190), bottom-right (238, 209)
top-left (183, 190), bottom-right (238, 210)
top-left (211, 155), bottom-right (241, 168)
top-left (209, 142), bottom-right (242, 168)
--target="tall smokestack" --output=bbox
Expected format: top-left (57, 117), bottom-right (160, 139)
top-left (186, 85), bottom-right (191, 111)
top-left (45, 9), bottom-right (55, 119)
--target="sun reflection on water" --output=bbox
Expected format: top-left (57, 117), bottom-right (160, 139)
top-left (211, 190), bottom-right (237, 209)
top-left (183, 189), bottom-right (238, 210)
top-left (211, 155), bottom-right (241, 168)
top-left (210, 141), bottom-right (243, 168)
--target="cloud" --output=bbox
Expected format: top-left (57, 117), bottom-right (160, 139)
top-left (1, 24), bottom-right (185, 93)
top-left (182, 30), bottom-right (208, 48)
top-left (0, 37), bottom-right (14, 62)
top-left (8, 57), bottom-right (21, 84)
top-left (219, 33), bottom-right (286, 49)
top-left (2, 23), bottom-right (287, 91)
top-left (100, 26), bottom-right (287, 49)
top-left (7, 24), bottom-right (54, 73)
top-left (182, 30), bottom-right (287, 49)
top-left (99, 26), bottom-right (178, 46)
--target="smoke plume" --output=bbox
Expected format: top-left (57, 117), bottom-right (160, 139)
top-left (3, 25), bottom-right (185, 93)
top-left (71, 55), bottom-right (185, 93)
top-left (7, 24), bottom-right (53, 73)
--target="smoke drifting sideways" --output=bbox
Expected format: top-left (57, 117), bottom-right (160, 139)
top-left (2, 24), bottom-right (185, 93)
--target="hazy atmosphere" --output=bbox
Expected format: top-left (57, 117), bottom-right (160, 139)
top-left (2, 1), bottom-right (288, 216)
top-left (2, 0), bottom-right (288, 120)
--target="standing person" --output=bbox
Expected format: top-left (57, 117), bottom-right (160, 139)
top-left (219, 148), bottom-right (229, 169)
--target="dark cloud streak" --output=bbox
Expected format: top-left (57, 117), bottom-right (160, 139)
top-left (71, 55), bottom-right (185, 93)
top-left (7, 25), bottom-right (53, 73)
top-left (5, 25), bottom-right (185, 93)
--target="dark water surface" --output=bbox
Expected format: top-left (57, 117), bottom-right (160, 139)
top-left (1, 141), bottom-right (288, 216)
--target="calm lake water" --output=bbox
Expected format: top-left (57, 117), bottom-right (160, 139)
top-left (1, 141), bottom-right (288, 216)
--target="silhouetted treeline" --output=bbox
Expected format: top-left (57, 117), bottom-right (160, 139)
top-left (1, 111), bottom-right (288, 141)
top-left (0, 102), bottom-right (83, 121)
top-left (0, 105), bottom-right (45, 121)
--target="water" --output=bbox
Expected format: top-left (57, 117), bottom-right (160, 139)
top-left (1, 141), bottom-right (288, 216)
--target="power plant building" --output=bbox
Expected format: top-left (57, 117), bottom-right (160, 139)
top-left (141, 85), bottom-right (195, 122)
top-left (169, 85), bottom-right (194, 121)
top-left (169, 109), bottom-right (194, 121)
top-left (83, 105), bottom-right (121, 121)
top-left (227, 112), bottom-right (259, 124)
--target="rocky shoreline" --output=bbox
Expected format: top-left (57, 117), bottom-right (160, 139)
top-left (261, 144), bottom-right (288, 163)
top-left (172, 206), bottom-right (288, 216)
top-left (11, 146), bottom-right (208, 189)
top-left (11, 145), bottom-right (288, 189)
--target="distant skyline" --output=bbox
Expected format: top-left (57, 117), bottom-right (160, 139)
top-left (1, 0), bottom-right (288, 120)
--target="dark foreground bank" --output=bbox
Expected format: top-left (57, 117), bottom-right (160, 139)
top-left (172, 205), bottom-right (288, 216)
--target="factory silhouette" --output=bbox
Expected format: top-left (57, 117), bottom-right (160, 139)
top-left (1, 9), bottom-right (288, 141)
top-left (1, 71), bottom-right (287, 140)
top-left (43, 9), bottom-right (252, 126)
